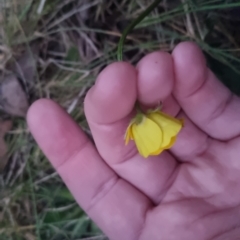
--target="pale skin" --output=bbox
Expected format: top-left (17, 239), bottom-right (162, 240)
top-left (27, 42), bottom-right (240, 240)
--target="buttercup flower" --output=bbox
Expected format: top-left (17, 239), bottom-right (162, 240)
top-left (125, 109), bottom-right (183, 158)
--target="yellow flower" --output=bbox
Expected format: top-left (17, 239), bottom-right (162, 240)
top-left (125, 110), bottom-right (183, 158)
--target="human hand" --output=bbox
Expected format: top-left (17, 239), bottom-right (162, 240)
top-left (27, 42), bottom-right (240, 240)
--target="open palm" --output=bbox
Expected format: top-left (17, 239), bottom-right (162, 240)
top-left (28, 42), bottom-right (240, 240)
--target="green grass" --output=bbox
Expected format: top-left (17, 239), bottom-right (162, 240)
top-left (1, 0), bottom-right (240, 239)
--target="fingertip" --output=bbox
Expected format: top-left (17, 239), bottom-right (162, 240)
top-left (27, 99), bottom-right (56, 130)
top-left (172, 41), bottom-right (205, 62)
top-left (172, 42), bottom-right (207, 97)
top-left (85, 62), bottom-right (137, 123)
top-left (27, 99), bottom-right (89, 169)
top-left (137, 51), bottom-right (174, 105)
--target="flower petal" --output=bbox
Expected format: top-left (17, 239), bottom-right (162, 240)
top-left (149, 146), bottom-right (164, 156)
top-left (163, 136), bottom-right (176, 149)
top-left (148, 111), bottom-right (183, 148)
top-left (150, 136), bottom-right (176, 155)
top-left (124, 125), bottom-right (132, 145)
top-left (132, 116), bottom-right (163, 158)
top-left (124, 119), bottom-right (135, 145)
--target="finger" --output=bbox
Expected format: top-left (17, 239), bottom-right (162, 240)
top-left (27, 99), bottom-right (152, 240)
top-left (170, 112), bottom-right (208, 162)
top-left (85, 60), bottom-right (178, 204)
top-left (173, 42), bottom-right (240, 140)
top-left (84, 62), bottom-right (137, 162)
top-left (137, 51), bottom-right (173, 103)
top-left (137, 51), bottom-right (180, 115)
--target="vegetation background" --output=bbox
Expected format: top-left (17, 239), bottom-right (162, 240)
top-left (0, 0), bottom-right (240, 239)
